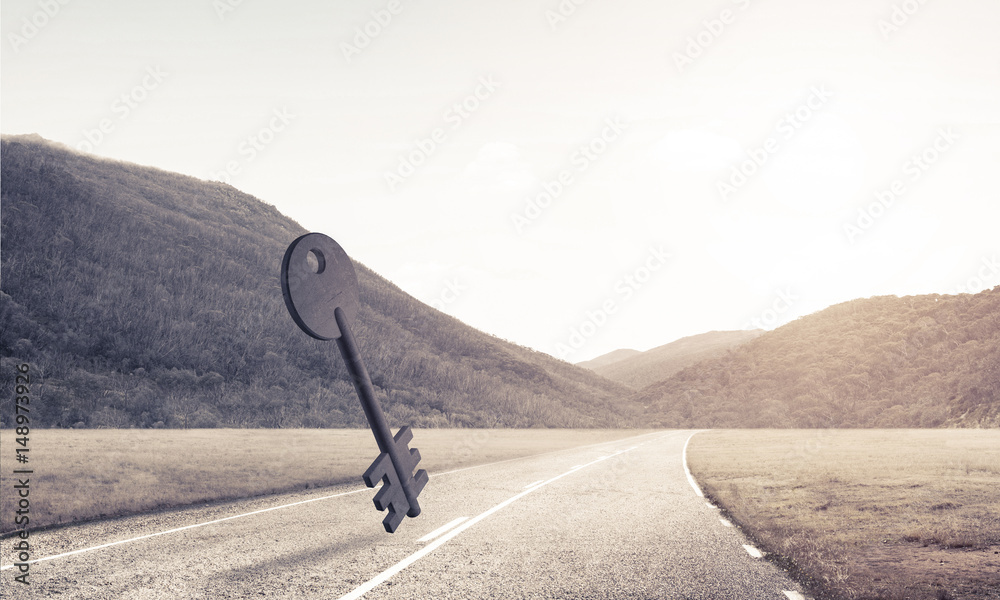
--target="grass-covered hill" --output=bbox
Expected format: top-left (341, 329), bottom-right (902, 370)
top-left (579, 330), bottom-right (763, 389)
top-left (0, 134), bottom-right (637, 429)
top-left (634, 290), bottom-right (1000, 428)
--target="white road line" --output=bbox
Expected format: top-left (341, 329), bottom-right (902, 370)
top-left (0, 487), bottom-right (372, 571)
top-left (705, 502), bottom-right (717, 509)
top-left (742, 544), bottom-right (764, 558)
top-left (335, 440), bottom-right (656, 600)
top-left (429, 431), bottom-right (664, 479)
top-left (682, 431), bottom-right (704, 497)
top-left (719, 518), bottom-right (733, 527)
top-left (0, 431), bottom-right (666, 571)
top-left (523, 479), bottom-right (545, 489)
top-left (416, 517), bottom-right (468, 543)
top-left (783, 591), bottom-right (806, 600)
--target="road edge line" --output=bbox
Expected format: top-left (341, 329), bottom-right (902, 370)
top-left (682, 430), bottom-right (704, 497)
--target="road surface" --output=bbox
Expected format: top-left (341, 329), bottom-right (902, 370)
top-left (3, 430), bottom-right (810, 599)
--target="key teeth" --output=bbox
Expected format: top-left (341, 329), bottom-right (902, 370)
top-left (372, 480), bottom-right (400, 511)
top-left (382, 506), bottom-right (405, 533)
top-left (413, 468), bottom-right (429, 495)
top-left (363, 452), bottom-right (390, 488)
top-left (394, 425), bottom-right (413, 445)
top-left (361, 428), bottom-right (427, 533)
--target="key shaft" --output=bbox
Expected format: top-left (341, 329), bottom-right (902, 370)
top-left (333, 306), bottom-right (421, 518)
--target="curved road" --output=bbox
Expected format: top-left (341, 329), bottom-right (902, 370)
top-left (3, 431), bottom-right (809, 599)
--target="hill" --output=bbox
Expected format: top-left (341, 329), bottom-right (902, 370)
top-left (0, 134), bottom-right (637, 429)
top-left (576, 349), bottom-right (641, 371)
top-left (581, 330), bottom-right (763, 389)
top-left (634, 291), bottom-right (1000, 428)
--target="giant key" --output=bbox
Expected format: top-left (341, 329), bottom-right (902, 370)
top-left (280, 232), bottom-right (428, 533)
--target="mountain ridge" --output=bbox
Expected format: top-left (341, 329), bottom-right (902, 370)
top-left (633, 291), bottom-right (1000, 428)
top-left (581, 330), bottom-right (764, 390)
top-left (576, 349), bottom-right (641, 371)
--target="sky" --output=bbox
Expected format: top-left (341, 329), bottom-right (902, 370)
top-left (2, 0), bottom-right (999, 362)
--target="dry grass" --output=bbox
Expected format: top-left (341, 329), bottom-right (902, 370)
top-left (687, 429), bottom-right (1000, 600)
top-left (0, 428), bottom-right (649, 534)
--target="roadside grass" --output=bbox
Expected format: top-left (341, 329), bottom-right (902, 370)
top-left (687, 429), bottom-right (1000, 600)
top-left (0, 428), bottom-right (649, 535)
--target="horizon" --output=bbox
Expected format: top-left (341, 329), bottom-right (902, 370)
top-left (3, 0), bottom-right (998, 362)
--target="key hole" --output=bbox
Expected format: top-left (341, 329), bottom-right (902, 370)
top-left (306, 249), bottom-right (326, 274)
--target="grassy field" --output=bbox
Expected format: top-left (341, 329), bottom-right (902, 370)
top-left (687, 429), bottom-right (1000, 600)
top-left (0, 428), bottom-right (649, 535)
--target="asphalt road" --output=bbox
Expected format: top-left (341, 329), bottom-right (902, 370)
top-left (2, 430), bottom-right (810, 599)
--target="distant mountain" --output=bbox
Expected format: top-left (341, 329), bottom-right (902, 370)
top-left (634, 291), bottom-right (1000, 428)
top-left (0, 134), bottom-right (637, 429)
top-left (576, 349), bottom-right (641, 371)
top-left (581, 330), bottom-right (764, 389)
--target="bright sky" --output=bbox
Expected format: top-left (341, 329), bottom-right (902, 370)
top-left (3, 0), bottom-right (998, 362)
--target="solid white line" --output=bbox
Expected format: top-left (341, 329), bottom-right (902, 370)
top-left (416, 517), bottom-right (468, 543)
top-left (0, 487), bottom-right (373, 571)
top-left (742, 544), bottom-right (764, 558)
top-left (0, 430), bottom-right (667, 571)
top-left (783, 591), bottom-right (806, 600)
top-left (335, 441), bottom-right (655, 600)
top-left (682, 431), bottom-right (704, 497)
top-left (719, 518), bottom-right (733, 527)
top-left (523, 479), bottom-right (545, 489)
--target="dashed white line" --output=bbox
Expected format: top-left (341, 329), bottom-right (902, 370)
top-left (742, 544), bottom-right (764, 558)
top-left (682, 431), bottom-right (704, 497)
top-left (416, 517), bottom-right (468, 543)
top-left (783, 591), bottom-right (807, 600)
top-left (719, 518), bottom-right (733, 527)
